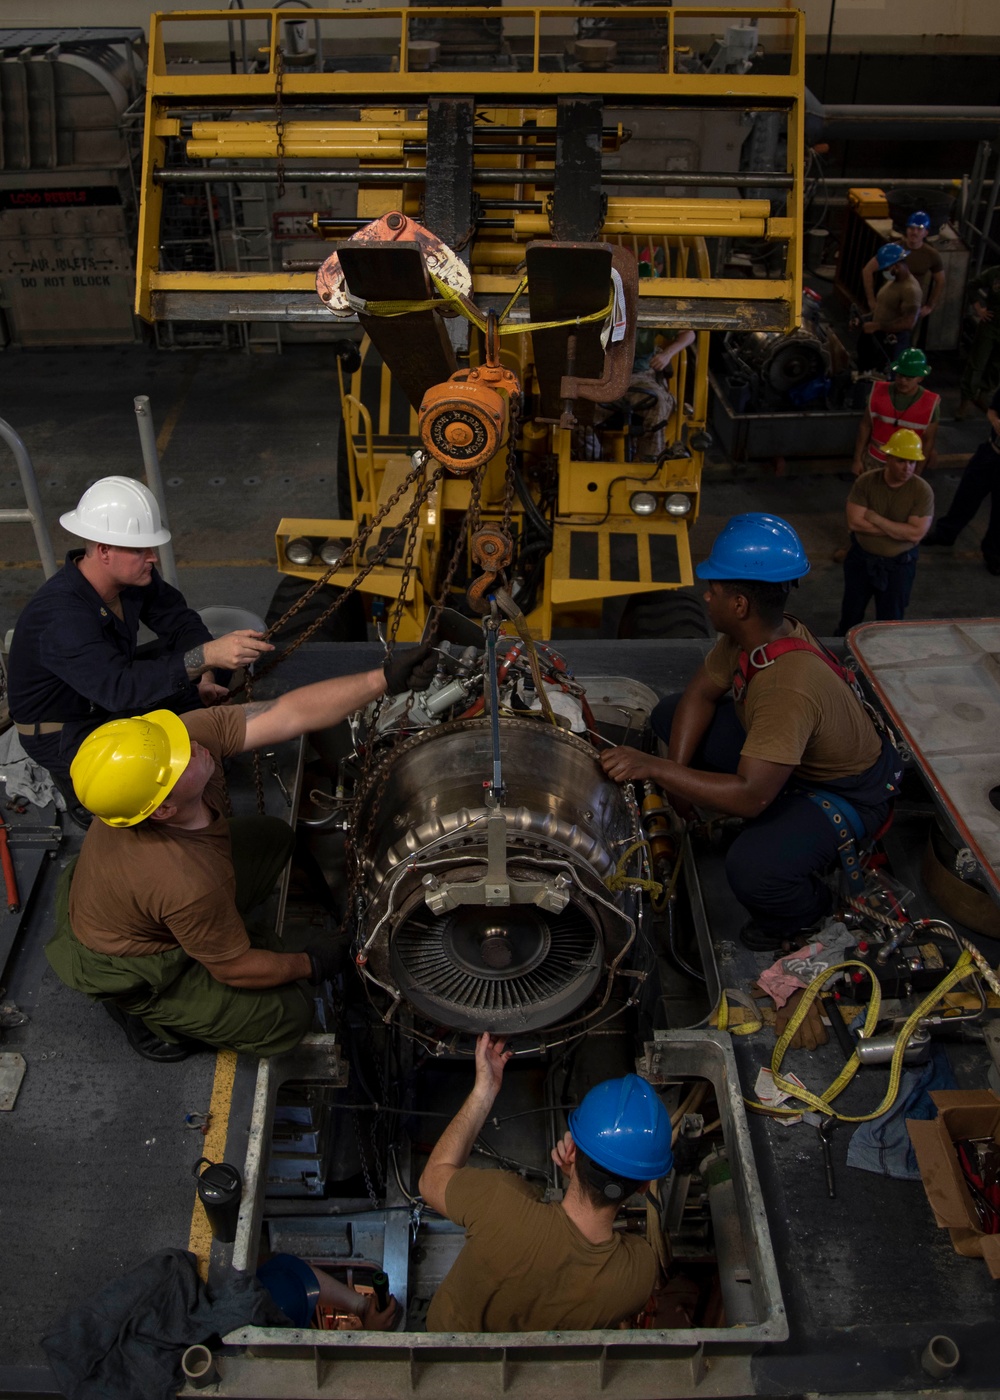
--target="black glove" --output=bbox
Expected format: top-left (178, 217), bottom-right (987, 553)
top-left (306, 941), bottom-right (343, 985)
top-left (383, 639), bottom-right (437, 696)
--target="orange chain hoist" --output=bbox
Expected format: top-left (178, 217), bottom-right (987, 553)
top-left (418, 311), bottom-right (520, 475)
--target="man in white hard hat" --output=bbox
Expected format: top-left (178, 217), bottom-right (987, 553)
top-left (7, 476), bottom-right (274, 818)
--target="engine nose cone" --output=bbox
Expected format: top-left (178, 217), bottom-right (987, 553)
top-left (480, 930), bottom-right (514, 969)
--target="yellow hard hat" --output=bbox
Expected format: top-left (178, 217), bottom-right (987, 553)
top-left (70, 709), bottom-right (192, 828)
top-left (883, 428), bottom-right (925, 462)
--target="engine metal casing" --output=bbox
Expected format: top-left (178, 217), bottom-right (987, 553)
top-left (354, 716), bottom-right (635, 1032)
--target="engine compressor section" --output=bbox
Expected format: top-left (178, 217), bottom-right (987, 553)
top-left (346, 630), bottom-right (644, 1040)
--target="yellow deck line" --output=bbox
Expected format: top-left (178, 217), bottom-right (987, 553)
top-left (189, 1048), bottom-right (238, 1279)
top-left (155, 362), bottom-right (199, 458)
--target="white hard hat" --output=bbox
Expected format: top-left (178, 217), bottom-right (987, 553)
top-left (60, 476), bottom-right (171, 548)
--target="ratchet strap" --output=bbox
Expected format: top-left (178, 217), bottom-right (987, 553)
top-left (743, 949), bottom-right (976, 1124)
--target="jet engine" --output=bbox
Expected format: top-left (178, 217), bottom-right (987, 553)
top-left (348, 647), bottom-right (642, 1037)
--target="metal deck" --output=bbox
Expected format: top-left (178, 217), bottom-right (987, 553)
top-left (1, 641), bottom-right (999, 1396)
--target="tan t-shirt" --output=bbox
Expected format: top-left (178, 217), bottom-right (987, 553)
top-left (897, 243), bottom-right (943, 301)
top-left (872, 274), bottom-right (921, 331)
top-left (849, 469), bottom-right (935, 558)
top-left (704, 619), bottom-right (882, 782)
top-left (69, 706), bottom-right (250, 962)
top-left (426, 1167), bottom-right (656, 1332)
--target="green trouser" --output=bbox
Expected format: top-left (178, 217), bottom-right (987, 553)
top-left (45, 817), bottom-right (314, 1057)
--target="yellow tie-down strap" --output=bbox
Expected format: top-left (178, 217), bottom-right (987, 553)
top-left (740, 951), bottom-right (976, 1125)
top-left (347, 272), bottom-right (613, 338)
top-left (714, 988), bottom-right (764, 1037)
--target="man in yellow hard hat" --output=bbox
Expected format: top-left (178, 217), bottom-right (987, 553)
top-left (43, 645), bottom-right (437, 1062)
top-left (851, 348), bottom-right (940, 479)
top-left (837, 428), bottom-right (935, 634)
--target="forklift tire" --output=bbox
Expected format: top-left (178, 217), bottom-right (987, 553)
top-left (617, 589), bottom-right (712, 640)
top-left (265, 574), bottom-right (368, 647)
top-left (921, 824), bottom-right (1000, 940)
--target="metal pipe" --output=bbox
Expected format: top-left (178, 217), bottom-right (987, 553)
top-left (0, 417), bottom-right (57, 578)
top-left (820, 176), bottom-right (981, 189)
top-left (813, 101), bottom-right (1000, 143)
top-left (974, 147), bottom-right (1000, 277)
top-left (154, 167), bottom-right (794, 189)
top-left (133, 396), bottom-right (179, 588)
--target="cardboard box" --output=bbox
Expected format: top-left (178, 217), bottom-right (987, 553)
top-left (907, 1089), bottom-right (1000, 1277)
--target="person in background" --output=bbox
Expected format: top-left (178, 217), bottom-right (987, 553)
top-left (856, 245), bottom-right (922, 374)
top-left (862, 211), bottom-right (945, 341)
top-left (957, 265), bottom-right (1000, 419)
top-left (837, 428), bottom-right (934, 632)
top-left (923, 385), bottom-right (1000, 574)
top-left (624, 326), bottom-right (696, 460)
top-left (852, 348), bottom-right (940, 478)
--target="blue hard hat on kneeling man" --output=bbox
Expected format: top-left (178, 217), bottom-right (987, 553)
top-left (696, 512), bottom-right (810, 585)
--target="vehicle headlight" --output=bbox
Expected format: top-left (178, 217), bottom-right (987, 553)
top-left (629, 491), bottom-right (658, 517)
top-left (320, 537), bottom-right (348, 567)
top-left (664, 493), bottom-right (693, 517)
top-left (285, 536), bottom-right (315, 566)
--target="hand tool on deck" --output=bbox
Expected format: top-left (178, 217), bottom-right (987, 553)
top-left (0, 813), bottom-right (20, 914)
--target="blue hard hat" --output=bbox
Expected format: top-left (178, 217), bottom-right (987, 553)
top-left (907, 210), bottom-right (931, 229)
top-left (257, 1254), bottom-right (321, 1327)
top-left (569, 1074), bottom-right (673, 1180)
top-left (876, 242), bottom-right (909, 271)
top-left (696, 512), bottom-right (810, 584)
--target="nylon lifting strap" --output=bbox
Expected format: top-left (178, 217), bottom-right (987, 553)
top-left (744, 949), bottom-right (976, 1124)
top-left (344, 271), bottom-right (615, 338)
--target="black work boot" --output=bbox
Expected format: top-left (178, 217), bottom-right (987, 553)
top-left (102, 1001), bottom-right (200, 1063)
top-left (739, 920), bottom-right (821, 954)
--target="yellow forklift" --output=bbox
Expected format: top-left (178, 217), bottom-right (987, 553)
top-left (135, 4), bottom-right (805, 639)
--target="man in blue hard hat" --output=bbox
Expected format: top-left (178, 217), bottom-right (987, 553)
top-left (861, 212), bottom-right (945, 341)
top-left (600, 513), bottom-right (902, 952)
top-left (856, 243), bottom-right (922, 373)
top-left (420, 1033), bottom-right (672, 1331)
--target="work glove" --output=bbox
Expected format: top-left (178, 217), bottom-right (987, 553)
top-left (774, 987), bottom-right (829, 1052)
top-left (383, 639), bottom-right (437, 695)
top-left (306, 941), bottom-right (343, 985)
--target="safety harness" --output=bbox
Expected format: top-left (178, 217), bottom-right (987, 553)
top-left (732, 631), bottom-right (883, 894)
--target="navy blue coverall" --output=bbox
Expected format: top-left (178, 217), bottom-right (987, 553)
top-left (7, 551), bottom-right (213, 785)
top-left (650, 693), bottom-right (900, 937)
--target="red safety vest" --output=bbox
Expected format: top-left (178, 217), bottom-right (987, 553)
top-left (868, 381), bottom-right (939, 463)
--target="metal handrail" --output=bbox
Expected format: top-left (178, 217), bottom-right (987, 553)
top-left (0, 418), bottom-right (57, 579)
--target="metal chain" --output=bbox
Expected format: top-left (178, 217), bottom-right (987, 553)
top-left (273, 44), bottom-right (286, 200)
top-left (426, 458), bottom-right (487, 641)
top-left (232, 453), bottom-right (443, 700)
top-left (345, 457), bottom-right (488, 947)
top-left (241, 455), bottom-right (443, 814)
top-left (501, 392), bottom-right (522, 542)
top-left (382, 453), bottom-right (428, 667)
top-left (354, 1111), bottom-right (381, 1207)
